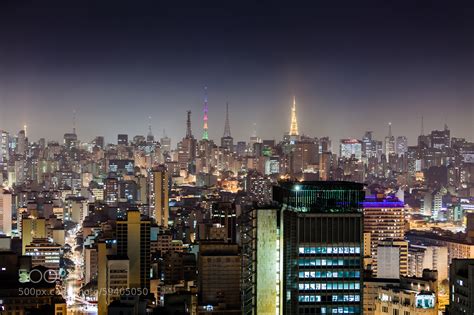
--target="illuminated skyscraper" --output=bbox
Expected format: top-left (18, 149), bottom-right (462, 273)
top-left (16, 128), bottom-right (27, 156)
top-left (363, 195), bottom-right (405, 276)
top-left (384, 122), bottom-right (396, 159)
top-left (430, 125), bottom-right (450, 149)
top-left (242, 181), bottom-right (365, 315)
top-left (0, 130), bottom-right (9, 168)
top-left (202, 87), bottom-right (209, 141)
top-left (116, 209), bottom-right (150, 290)
top-left (396, 136), bottom-right (408, 156)
top-left (340, 139), bottom-right (362, 160)
top-left (0, 187), bottom-right (12, 236)
top-left (160, 129), bottom-right (171, 153)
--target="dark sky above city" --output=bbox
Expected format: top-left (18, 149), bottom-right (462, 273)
top-left (0, 1), bottom-right (473, 145)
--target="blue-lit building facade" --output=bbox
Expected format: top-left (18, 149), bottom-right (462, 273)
top-left (242, 181), bottom-right (364, 315)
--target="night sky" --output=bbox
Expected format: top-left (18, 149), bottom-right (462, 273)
top-left (0, 1), bottom-right (473, 145)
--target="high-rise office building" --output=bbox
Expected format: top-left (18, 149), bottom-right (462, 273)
top-left (105, 255), bottom-right (130, 305)
top-left (362, 131), bottom-right (377, 159)
top-left (0, 187), bottom-right (12, 236)
top-left (117, 134), bottom-right (129, 146)
top-left (291, 139), bottom-right (319, 175)
top-left (319, 137), bottom-right (332, 153)
top-left (447, 259), bottom-right (474, 314)
top-left (408, 244), bottom-right (448, 281)
top-left (396, 136), bottom-right (408, 156)
top-left (152, 165), bottom-right (169, 228)
top-left (160, 130), bottom-right (171, 154)
top-left (242, 206), bottom-right (280, 315)
top-left (17, 128), bottom-right (27, 156)
top-left (340, 139), bottom-right (362, 160)
top-left (98, 240), bottom-right (116, 315)
top-left (116, 209), bottom-right (150, 290)
top-left (0, 130), bottom-right (9, 167)
top-left (105, 174), bottom-right (119, 205)
top-left (430, 125), bottom-right (450, 149)
top-left (63, 132), bottom-right (77, 150)
top-left (383, 122), bottom-right (396, 157)
top-left (199, 241), bottom-right (241, 311)
top-left (242, 181), bottom-right (365, 315)
top-left (376, 239), bottom-right (408, 279)
top-left (93, 136), bottom-right (105, 149)
top-left (363, 195), bottom-right (405, 275)
top-left (24, 238), bottom-right (61, 281)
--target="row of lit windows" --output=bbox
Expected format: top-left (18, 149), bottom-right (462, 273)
top-left (298, 294), bottom-right (360, 303)
top-left (297, 305), bottom-right (360, 314)
top-left (25, 252), bottom-right (60, 256)
top-left (298, 282), bottom-right (361, 291)
top-left (299, 247), bottom-right (361, 255)
top-left (299, 271), bottom-right (360, 279)
top-left (298, 258), bottom-right (360, 267)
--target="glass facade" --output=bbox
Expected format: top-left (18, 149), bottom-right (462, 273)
top-left (278, 181), bottom-right (364, 315)
top-left (273, 181), bottom-right (365, 214)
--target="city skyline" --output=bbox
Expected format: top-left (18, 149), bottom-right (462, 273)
top-left (2, 3), bottom-right (474, 315)
top-left (0, 99), bottom-right (469, 146)
top-left (0, 2), bottom-right (473, 143)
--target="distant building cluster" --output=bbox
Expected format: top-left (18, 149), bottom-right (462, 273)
top-left (0, 96), bottom-right (474, 314)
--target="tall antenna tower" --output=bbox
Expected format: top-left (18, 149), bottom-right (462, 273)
top-left (223, 102), bottom-right (231, 137)
top-left (289, 96), bottom-right (299, 136)
top-left (186, 111), bottom-right (192, 138)
top-left (202, 86), bottom-right (209, 140)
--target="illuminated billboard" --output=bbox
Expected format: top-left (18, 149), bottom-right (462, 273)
top-left (415, 293), bottom-right (435, 309)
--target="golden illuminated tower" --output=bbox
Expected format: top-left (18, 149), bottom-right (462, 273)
top-left (289, 96), bottom-right (299, 136)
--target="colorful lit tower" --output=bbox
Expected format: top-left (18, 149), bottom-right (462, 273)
top-left (202, 87), bottom-right (209, 140)
top-left (289, 96), bottom-right (299, 136)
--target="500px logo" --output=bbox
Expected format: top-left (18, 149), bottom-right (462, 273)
top-left (18, 269), bottom-right (67, 284)
top-left (18, 287), bottom-right (57, 296)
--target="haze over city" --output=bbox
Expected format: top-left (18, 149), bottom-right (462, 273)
top-left (2, 2), bottom-right (474, 315)
top-left (0, 2), bottom-right (473, 143)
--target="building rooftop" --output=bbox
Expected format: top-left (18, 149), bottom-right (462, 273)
top-left (363, 195), bottom-right (404, 208)
top-left (273, 181), bottom-right (365, 213)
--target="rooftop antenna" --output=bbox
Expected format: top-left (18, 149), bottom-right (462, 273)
top-left (73, 109), bottom-right (76, 134)
top-left (421, 116), bottom-right (424, 135)
top-left (223, 102), bottom-right (231, 137)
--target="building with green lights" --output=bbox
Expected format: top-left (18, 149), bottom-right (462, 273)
top-left (242, 181), bottom-right (365, 315)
